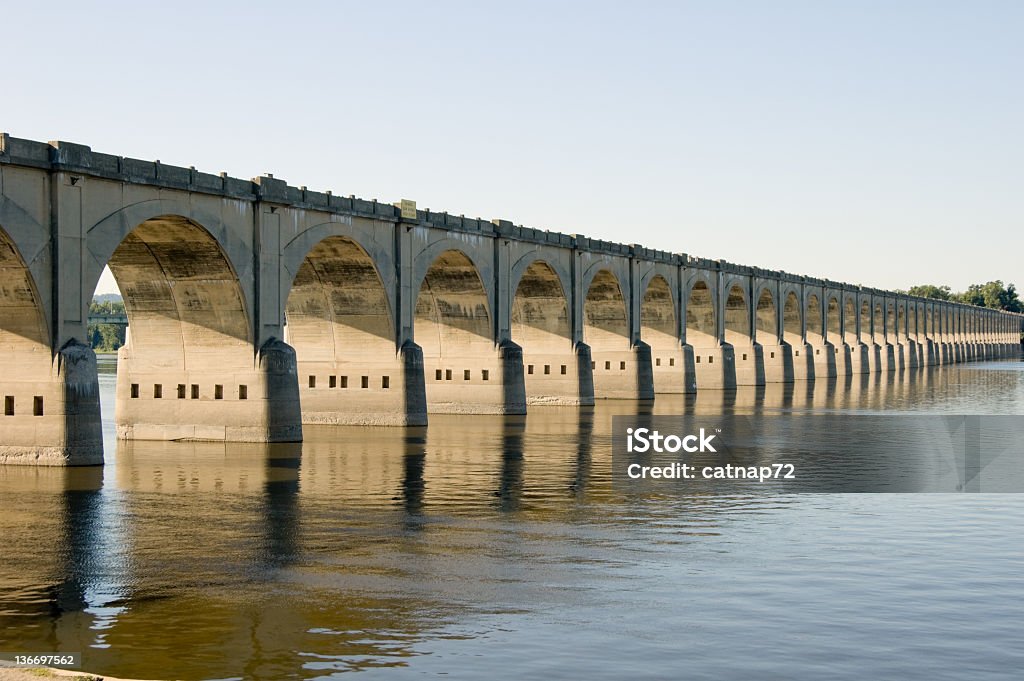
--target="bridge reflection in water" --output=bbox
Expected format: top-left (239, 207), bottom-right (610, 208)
top-left (0, 358), bottom-right (1022, 679)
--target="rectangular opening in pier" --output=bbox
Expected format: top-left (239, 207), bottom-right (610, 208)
top-left (329, 376), bottom-right (337, 388)
top-left (382, 376), bottom-right (390, 389)
top-left (620, 362), bottom-right (626, 370)
top-left (341, 376), bottom-right (348, 388)
top-left (3, 396), bottom-right (12, 416)
top-left (215, 385), bottom-right (223, 400)
top-left (238, 385), bottom-right (248, 400)
top-left (446, 369), bottom-right (452, 381)
top-left (528, 365), bottom-right (534, 375)
top-left (308, 376), bottom-right (316, 388)
top-left (153, 384), bottom-right (162, 399)
top-left (33, 396), bottom-right (43, 416)
top-left (435, 369), bottom-right (442, 381)
top-left (482, 370), bottom-right (489, 381)
top-left (669, 358), bottom-right (675, 366)
top-left (561, 365), bottom-right (567, 374)
top-left (178, 384), bottom-right (186, 399)
top-left (130, 383), bottom-right (139, 399)
top-left (191, 384), bottom-right (199, 400)
top-left (544, 365), bottom-right (551, 374)
top-left (464, 369), bottom-right (471, 381)
top-left (361, 376), bottom-right (369, 389)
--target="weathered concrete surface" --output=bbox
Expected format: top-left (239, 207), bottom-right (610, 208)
top-left (1, 133), bottom-right (1022, 465)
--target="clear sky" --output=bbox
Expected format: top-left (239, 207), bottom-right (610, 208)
top-left (4, 1), bottom-right (1021, 295)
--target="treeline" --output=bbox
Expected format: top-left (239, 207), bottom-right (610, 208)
top-left (899, 280), bottom-right (1023, 313)
top-left (88, 299), bottom-right (126, 353)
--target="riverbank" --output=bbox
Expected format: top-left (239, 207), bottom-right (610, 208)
top-left (0, 664), bottom-right (154, 681)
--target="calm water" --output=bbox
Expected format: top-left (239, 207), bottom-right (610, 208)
top-left (2, 356), bottom-right (1023, 680)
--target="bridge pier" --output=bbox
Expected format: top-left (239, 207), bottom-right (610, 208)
top-left (792, 342), bottom-right (815, 381)
top-left (523, 342), bottom-right (595, 405)
top-left (423, 339), bottom-right (527, 413)
top-left (904, 340), bottom-right (919, 369)
top-left (650, 343), bottom-right (694, 395)
top-left (738, 342), bottom-right (769, 385)
top-left (116, 339), bottom-right (302, 442)
top-left (691, 343), bottom-right (737, 390)
top-left (0, 340), bottom-right (103, 466)
top-left (809, 341), bottom-right (837, 379)
top-left (881, 343), bottom-right (897, 373)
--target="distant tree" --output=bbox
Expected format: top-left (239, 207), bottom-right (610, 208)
top-left (905, 284), bottom-right (953, 300)
top-left (88, 298), bottom-right (127, 352)
top-left (957, 281), bottom-right (1023, 312)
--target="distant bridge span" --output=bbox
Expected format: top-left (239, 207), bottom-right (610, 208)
top-left (1, 134), bottom-right (1021, 465)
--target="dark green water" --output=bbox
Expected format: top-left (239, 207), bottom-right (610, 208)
top-left (1, 357), bottom-right (1023, 680)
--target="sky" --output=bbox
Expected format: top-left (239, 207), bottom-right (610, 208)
top-left (3, 1), bottom-right (1021, 295)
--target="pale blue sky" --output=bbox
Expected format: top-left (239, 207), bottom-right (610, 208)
top-left (4, 1), bottom-right (1021, 295)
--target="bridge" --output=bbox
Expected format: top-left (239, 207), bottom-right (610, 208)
top-left (88, 313), bottom-right (128, 326)
top-left (1, 133), bottom-right (1021, 466)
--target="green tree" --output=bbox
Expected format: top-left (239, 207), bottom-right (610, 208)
top-left (905, 284), bottom-right (953, 300)
top-left (88, 299), bottom-right (127, 352)
top-left (957, 281), bottom-right (1023, 312)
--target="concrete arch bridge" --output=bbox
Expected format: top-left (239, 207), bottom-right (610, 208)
top-left (1, 134), bottom-right (1020, 465)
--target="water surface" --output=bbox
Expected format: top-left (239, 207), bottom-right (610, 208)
top-left (1, 357), bottom-right (1023, 680)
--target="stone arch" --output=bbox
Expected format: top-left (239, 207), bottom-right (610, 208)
top-left (806, 294), bottom-right (823, 343)
top-left (640, 275), bottom-right (676, 346)
top-left (827, 296), bottom-right (841, 339)
top-left (415, 249), bottom-right (493, 357)
top-left (511, 260), bottom-right (571, 352)
top-left (106, 215), bottom-right (252, 356)
top-left (783, 291), bottom-right (802, 346)
top-left (641, 275), bottom-right (683, 392)
top-left (685, 278), bottom-right (716, 347)
top-left (84, 199), bottom-right (254, 322)
top-left (509, 252), bottom-right (571, 309)
top-left (724, 284), bottom-right (750, 346)
top-left (411, 237), bottom-right (495, 324)
top-left (584, 269), bottom-right (628, 351)
top-left (0, 224), bottom-right (49, 355)
top-left (756, 288), bottom-right (777, 339)
top-left (846, 297), bottom-right (859, 344)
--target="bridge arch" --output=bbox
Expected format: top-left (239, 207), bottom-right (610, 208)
top-left (511, 260), bottom-right (583, 404)
top-left (755, 288), bottom-right (777, 340)
top-left (415, 249), bottom-right (522, 413)
top-left (724, 284), bottom-right (750, 346)
top-left (641, 275), bottom-right (683, 393)
top-left (284, 234), bottom-right (414, 424)
top-left (783, 291), bottom-right (803, 347)
top-left (0, 224), bottom-right (49, 356)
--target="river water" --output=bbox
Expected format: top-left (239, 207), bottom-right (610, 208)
top-left (1, 356), bottom-right (1023, 680)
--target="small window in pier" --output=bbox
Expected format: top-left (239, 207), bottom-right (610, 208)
top-left (341, 376), bottom-right (349, 388)
top-left (464, 369), bottom-right (471, 381)
top-left (215, 385), bottom-right (224, 400)
top-left (742, 353), bottom-right (747, 361)
top-left (361, 376), bottom-right (369, 389)
top-left (591, 361), bottom-right (596, 370)
top-left (191, 384), bottom-right (199, 400)
top-left (445, 369), bottom-right (452, 381)
top-left (435, 369), bottom-right (442, 381)
top-left (708, 356), bottom-right (714, 364)
top-left (178, 384), bottom-right (186, 399)
top-left (620, 361), bottom-right (626, 370)
top-left (605, 361), bottom-right (611, 370)
top-left (308, 375), bottom-right (316, 389)
top-left (669, 358), bottom-right (675, 366)
top-left (329, 376), bottom-right (337, 388)
top-left (560, 365), bottom-right (567, 375)
top-left (3, 396), bottom-right (12, 416)
top-left (238, 385), bottom-right (248, 400)
top-left (656, 358), bottom-right (661, 366)
top-left (33, 396), bottom-right (43, 416)
top-left (544, 365), bottom-right (551, 375)
top-left (795, 350), bottom-right (800, 357)
top-left (528, 364), bottom-right (534, 375)
top-left (482, 370), bottom-right (489, 381)
top-left (696, 356), bottom-right (701, 364)
top-left (770, 352), bottom-right (775, 359)
top-left (816, 349), bottom-right (820, 355)
top-left (153, 384), bottom-right (162, 399)
top-left (382, 376), bottom-right (390, 389)
top-left (130, 383), bottom-right (140, 399)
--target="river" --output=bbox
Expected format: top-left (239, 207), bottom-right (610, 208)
top-left (1, 356), bottom-right (1022, 680)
